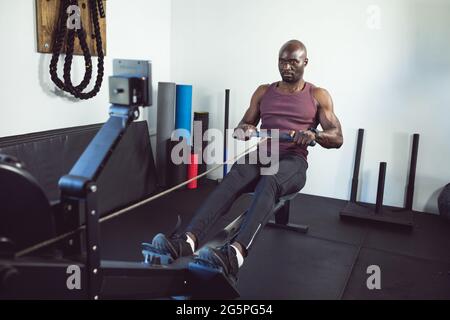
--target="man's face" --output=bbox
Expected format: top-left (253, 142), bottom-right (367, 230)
top-left (278, 49), bottom-right (308, 84)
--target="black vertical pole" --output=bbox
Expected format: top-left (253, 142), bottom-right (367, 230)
top-left (84, 183), bottom-right (101, 300)
top-left (194, 112), bottom-right (209, 184)
top-left (223, 89), bottom-right (230, 178)
top-left (375, 162), bottom-right (387, 214)
top-left (350, 129), bottom-right (364, 202)
top-left (405, 134), bottom-right (420, 211)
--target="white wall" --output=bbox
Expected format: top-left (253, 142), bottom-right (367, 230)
top-left (170, 0), bottom-right (450, 213)
top-left (0, 0), bottom-right (172, 138)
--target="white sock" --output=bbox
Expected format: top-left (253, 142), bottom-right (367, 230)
top-left (231, 244), bottom-right (244, 268)
top-left (185, 233), bottom-right (196, 252)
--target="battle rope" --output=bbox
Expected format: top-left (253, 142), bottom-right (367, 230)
top-left (49, 0), bottom-right (105, 100)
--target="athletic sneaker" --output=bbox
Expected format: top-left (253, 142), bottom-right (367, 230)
top-left (142, 233), bottom-right (194, 265)
top-left (194, 244), bottom-right (239, 283)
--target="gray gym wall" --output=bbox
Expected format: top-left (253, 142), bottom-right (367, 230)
top-left (170, 0), bottom-right (450, 214)
top-left (0, 0), bottom-right (449, 214)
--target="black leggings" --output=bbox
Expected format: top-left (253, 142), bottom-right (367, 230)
top-left (186, 152), bottom-right (308, 253)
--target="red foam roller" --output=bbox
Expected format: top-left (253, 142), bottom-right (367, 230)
top-left (187, 153), bottom-right (199, 189)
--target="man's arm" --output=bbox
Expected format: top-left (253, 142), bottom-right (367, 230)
top-left (313, 88), bottom-right (343, 149)
top-left (233, 85), bottom-right (268, 140)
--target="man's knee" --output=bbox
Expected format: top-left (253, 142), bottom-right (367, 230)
top-left (228, 162), bottom-right (257, 179)
top-left (256, 175), bottom-right (279, 194)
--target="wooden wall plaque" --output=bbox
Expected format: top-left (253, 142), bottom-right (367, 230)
top-left (36, 0), bottom-right (107, 56)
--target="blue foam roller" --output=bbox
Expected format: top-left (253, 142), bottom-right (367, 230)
top-left (175, 85), bottom-right (193, 144)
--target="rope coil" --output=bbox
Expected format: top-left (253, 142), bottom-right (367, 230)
top-left (49, 0), bottom-right (105, 100)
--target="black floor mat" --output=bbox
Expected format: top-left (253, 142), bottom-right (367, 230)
top-left (342, 248), bottom-right (450, 300)
top-left (99, 180), bottom-right (450, 299)
top-left (237, 229), bottom-right (357, 300)
top-left (363, 213), bottom-right (450, 263)
top-left (286, 194), bottom-right (369, 246)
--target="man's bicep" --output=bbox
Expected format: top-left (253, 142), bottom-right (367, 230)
top-left (316, 89), bottom-right (341, 131)
top-left (318, 103), bottom-right (341, 131)
top-left (241, 86), bottom-right (265, 126)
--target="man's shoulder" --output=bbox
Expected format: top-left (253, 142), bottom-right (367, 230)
top-left (257, 83), bottom-right (272, 92)
top-left (311, 86), bottom-right (333, 109)
top-left (311, 86), bottom-right (331, 100)
top-left (255, 83), bottom-right (272, 97)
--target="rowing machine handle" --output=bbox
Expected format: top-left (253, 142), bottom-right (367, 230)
top-left (253, 131), bottom-right (316, 147)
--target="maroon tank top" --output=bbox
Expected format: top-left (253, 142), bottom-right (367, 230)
top-left (259, 81), bottom-right (319, 161)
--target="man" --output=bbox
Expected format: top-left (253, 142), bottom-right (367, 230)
top-left (143, 40), bottom-right (343, 283)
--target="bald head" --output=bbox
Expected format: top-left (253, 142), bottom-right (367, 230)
top-left (279, 40), bottom-right (307, 59)
top-left (278, 40), bottom-right (308, 84)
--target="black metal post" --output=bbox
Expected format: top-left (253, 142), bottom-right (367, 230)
top-left (405, 134), bottom-right (420, 211)
top-left (375, 162), bottom-right (387, 214)
top-left (223, 89), bottom-right (230, 177)
top-left (350, 129), bottom-right (364, 202)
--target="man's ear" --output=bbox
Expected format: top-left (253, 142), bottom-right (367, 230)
top-left (304, 58), bottom-right (309, 66)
